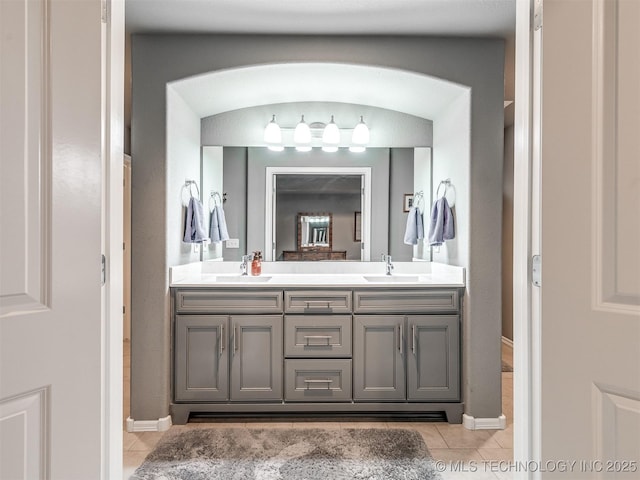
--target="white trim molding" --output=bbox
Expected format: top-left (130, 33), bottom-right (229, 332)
top-left (126, 415), bottom-right (172, 433)
top-left (463, 413), bottom-right (507, 430)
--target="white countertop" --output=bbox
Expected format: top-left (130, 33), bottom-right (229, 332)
top-left (170, 261), bottom-right (465, 288)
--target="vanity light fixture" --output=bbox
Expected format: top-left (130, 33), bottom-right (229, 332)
top-left (322, 115), bottom-right (340, 153)
top-left (293, 115), bottom-right (312, 152)
top-left (264, 114), bottom-right (284, 151)
top-left (263, 115), bottom-right (370, 152)
top-left (349, 116), bottom-right (370, 153)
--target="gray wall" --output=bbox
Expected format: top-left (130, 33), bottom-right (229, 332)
top-left (131, 34), bottom-right (504, 422)
top-left (389, 149), bottom-right (415, 262)
top-left (222, 147), bottom-right (248, 262)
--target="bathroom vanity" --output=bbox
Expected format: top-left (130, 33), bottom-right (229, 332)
top-left (169, 262), bottom-right (465, 424)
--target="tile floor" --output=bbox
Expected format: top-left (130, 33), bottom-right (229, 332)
top-left (123, 339), bottom-right (514, 479)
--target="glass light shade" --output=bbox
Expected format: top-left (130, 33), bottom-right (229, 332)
top-left (264, 114), bottom-right (282, 151)
top-left (322, 115), bottom-right (340, 153)
top-left (351, 116), bottom-right (370, 144)
top-left (294, 115), bottom-right (312, 152)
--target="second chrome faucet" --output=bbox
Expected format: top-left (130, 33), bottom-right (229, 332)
top-left (382, 254), bottom-right (394, 275)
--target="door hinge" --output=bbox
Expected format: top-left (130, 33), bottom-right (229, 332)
top-left (101, 254), bottom-right (107, 286)
top-left (361, 243), bottom-right (365, 250)
top-left (532, 255), bottom-right (541, 287)
top-left (534, 0), bottom-right (543, 31)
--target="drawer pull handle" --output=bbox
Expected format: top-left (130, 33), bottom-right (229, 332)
top-left (304, 301), bottom-right (332, 311)
top-left (304, 379), bottom-right (333, 390)
top-left (303, 335), bottom-right (332, 345)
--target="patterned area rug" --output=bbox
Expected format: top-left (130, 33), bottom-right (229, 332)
top-left (131, 427), bottom-right (442, 480)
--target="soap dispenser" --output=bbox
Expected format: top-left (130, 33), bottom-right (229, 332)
top-left (251, 251), bottom-right (262, 276)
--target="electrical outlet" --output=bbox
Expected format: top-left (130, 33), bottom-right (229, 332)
top-left (226, 238), bottom-right (239, 248)
top-left (193, 243), bottom-right (200, 253)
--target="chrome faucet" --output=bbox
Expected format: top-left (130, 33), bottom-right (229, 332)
top-left (240, 254), bottom-right (252, 276)
top-left (384, 255), bottom-right (394, 276)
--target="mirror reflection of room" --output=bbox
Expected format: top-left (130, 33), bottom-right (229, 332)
top-left (276, 174), bottom-right (360, 261)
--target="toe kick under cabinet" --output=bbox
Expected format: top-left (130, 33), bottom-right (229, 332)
top-left (171, 286), bottom-right (464, 424)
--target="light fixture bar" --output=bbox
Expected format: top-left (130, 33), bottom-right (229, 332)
top-left (263, 115), bottom-right (370, 152)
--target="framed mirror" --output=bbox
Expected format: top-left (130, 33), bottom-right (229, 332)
top-left (298, 212), bottom-right (332, 251)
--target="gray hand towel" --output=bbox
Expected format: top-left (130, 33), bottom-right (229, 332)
top-left (210, 205), bottom-right (230, 243)
top-left (403, 206), bottom-right (425, 245)
top-left (427, 196), bottom-right (455, 246)
top-left (183, 196), bottom-right (208, 243)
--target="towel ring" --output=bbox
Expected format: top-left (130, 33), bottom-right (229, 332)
top-left (412, 190), bottom-right (425, 211)
top-left (182, 180), bottom-right (200, 207)
top-left (436, 179), bottom-right (456, 207)
top-left (184, 180), bottom-right (199, 198)
top-left (208, 191), bottom-right (223, 212)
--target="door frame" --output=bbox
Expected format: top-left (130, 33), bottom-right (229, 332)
top-left (102, 0), bottom-right (540, 475)
top-left (104, 0), bottom-right (125, 477)
top-left (513, 0), bottom-right (542, 471)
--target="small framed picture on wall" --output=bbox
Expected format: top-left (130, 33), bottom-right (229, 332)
top-left (403, 194), bottom-right (414, 212)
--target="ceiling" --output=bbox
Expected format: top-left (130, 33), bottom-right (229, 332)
top-left (126, 0), bottom-right (516, 38)
top-left (125, 0), bottom-right (516, 129)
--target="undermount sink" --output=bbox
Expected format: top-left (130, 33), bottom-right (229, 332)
top-left (215, 275), bottom-right (272, 282)
top-left (363, 275), bottom-right (421, 283)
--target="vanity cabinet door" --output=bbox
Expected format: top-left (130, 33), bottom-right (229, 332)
top-left (406, 315), bottom-right (460, 401)
top-left (230, 315), bottom-right (283, 401)
top-left (175, 315), bottom-right (229, 402)
top-left (353, 315), bottom-right (406, 401)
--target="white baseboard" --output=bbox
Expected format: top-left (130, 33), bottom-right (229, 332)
top-left (501, 336), bottom-right (514, 348)
top-left (126, 415), bottom-right (172, 432)
top-left (463, 413), bottom-right (507, 430)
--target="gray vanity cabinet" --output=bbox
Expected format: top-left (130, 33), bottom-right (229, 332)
top-left (406, 315), bottom-right (460, 401)
top-left (230, 315), bottom-right (283, 401)
top-left (353, 314), bottom-right (460, 402)
top-left (283, 290), bottom-right (353, 402)
top-left (174, 314), bottom-right (283, 402)
top-left (353, 315), bottom-right (406, 401)
top-left (171, 286), bottom-right (464, 424)
top-left (353, 289), bottom-right (461, 403)
top-left (173, 289), bottom-right (284, 404)
top-left (175, 315), bottom-right (229, 402)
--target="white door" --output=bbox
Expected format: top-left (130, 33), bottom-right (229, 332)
top-left (0, 0), bottom-right (119, 478)
top-left (539, 0), bottom-right (640, 473)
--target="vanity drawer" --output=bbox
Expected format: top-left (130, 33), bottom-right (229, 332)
top-left (284, 315), bottom-right (352, 357)
top-left (175, 289), bottom-right (283, 314)
top-left (284, 359), bottom-right (352, 402)
top-left (353, 289), bottom-right (459, 314)
top-left (284, 290), bottom-right (352, 314)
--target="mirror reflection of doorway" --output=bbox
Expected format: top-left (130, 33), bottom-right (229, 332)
top-left (275, 175), bottom-right (361, 261)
